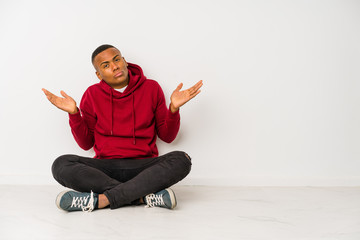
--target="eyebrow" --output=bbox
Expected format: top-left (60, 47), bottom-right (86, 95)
top-left (100, 55), bottom-right (121, 66)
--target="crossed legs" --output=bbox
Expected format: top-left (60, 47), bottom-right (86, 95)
top-left (52, 151), bottom-right (192, 210)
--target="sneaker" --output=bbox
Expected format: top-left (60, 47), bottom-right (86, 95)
top-left (56, 190), bottom-right (98, 212)
top-left (144, 188), bottom-right (177, 209)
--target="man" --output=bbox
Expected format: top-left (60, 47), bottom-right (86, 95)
top-left (42, 44), bottom-right (203, 212)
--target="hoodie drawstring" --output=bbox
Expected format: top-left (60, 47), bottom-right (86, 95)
top-left (132, 93), bottom-right (136, 145)
top-left (108, 85), bottom-right (135, 144)
top-left (110, 90), bottom-right (113, 135)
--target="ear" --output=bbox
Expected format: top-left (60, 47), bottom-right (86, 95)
top-left (123, 57), bottom-right (128, 66)
top-left (95, 71), bottom-right (102, 81)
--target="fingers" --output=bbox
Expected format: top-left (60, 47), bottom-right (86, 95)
top-left (60, 90), bottom-right (71, 99)
top-left (42, 88), bottom-right (64, 106)
top-left (42, 88), bottom-right (56, 103)
top-left (188, 80), bottom-right (203, 95)
top-left (175, 80), bottom-right (203, 94)
top-left (194, 80), bottom-right (203, 87)
top-left (192, 80), bottom-right (203, 91)
top-left (189, 89), bottom-right (201, 99)
top-left (175, 83), bottom-right (183, 92)
top-left (42, 88), bottom-right (52, 97)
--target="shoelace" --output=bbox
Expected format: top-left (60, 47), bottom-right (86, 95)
top-left (145, 193), bottom-right (165, 208)
top-left (70, 191), bottom-right (95, 212)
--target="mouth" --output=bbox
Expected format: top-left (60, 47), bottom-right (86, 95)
top-left (114, 71), bottom-right (123, 78)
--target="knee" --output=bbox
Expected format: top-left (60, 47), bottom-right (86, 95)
top-left (51, 154), bottom-right (78, 180)
top-left (169, 151), bottom-right (192, 173)
top-left (169, 151), bottom-right (192, 162)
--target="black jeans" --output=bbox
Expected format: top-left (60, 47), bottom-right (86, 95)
top-left (51, 151), bottom-right (192, 209)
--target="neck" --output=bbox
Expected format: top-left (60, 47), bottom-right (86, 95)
top-left (111, 77), bottom-right (129, 89)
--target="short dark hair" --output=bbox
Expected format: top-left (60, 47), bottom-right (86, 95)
top-left (91, 44), bottom-right (116, 64)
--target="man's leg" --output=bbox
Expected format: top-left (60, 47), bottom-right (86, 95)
top-left (52, 151), bottom-right (192, 210)
top-left (52, 154), bottom-right (123, 211)
top-left (52, 154), bottom-right (121, 194)
top-left (103, 151), bottom-right (192, 209)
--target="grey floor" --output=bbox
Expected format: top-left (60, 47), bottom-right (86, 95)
top-left (1, 185), bottom-right (359, 240)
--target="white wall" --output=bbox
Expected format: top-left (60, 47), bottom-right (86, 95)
top-left (0, 0), bottom-right (359, 186)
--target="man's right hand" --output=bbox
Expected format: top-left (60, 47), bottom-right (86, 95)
top-left (42, 88), bottom-right (78, 114)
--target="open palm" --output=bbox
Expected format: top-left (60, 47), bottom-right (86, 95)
top-left (42, 88), bottom-right (78, 114)
top-left (170, 80), bottom-right (203, 111)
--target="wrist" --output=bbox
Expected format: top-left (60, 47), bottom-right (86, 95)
top-left (170, 103), bottom-right (179, 113)
top-left (69, 108), bottom-right (79, 115)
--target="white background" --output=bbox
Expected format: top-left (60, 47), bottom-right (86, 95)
top-left (0, 0), bottom-right (359, 186)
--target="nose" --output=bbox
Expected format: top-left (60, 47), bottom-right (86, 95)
top-left (111, 62), bottom-right (119, 71)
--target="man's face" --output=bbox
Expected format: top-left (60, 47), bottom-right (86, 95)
top-left (93, 48), bottom-right (129, 89)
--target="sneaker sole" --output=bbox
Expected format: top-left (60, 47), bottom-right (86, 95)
top-left (55, 190), bottom-right (71, 211)
top-left (166, 188), bottom-right (177, 209)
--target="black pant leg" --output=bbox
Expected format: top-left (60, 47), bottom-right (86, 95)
top-left (51, 154), bottom-right (121, 194)
top-left (104, 151), bottom-right (192, 209)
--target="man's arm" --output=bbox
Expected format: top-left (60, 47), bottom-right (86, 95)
top-left (42, 88), bottom-right (95, 150)
top-left (155, 80), bottom-right (203, 143)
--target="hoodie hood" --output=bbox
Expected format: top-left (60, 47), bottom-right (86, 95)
top-left (99, 63), bottom-right (146, 143)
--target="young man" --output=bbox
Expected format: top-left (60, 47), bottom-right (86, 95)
top-left (42, 44), bottom-right (203, 212)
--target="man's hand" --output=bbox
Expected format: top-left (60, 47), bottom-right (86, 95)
top-left (42, 88), bottom-right (78, 114)
top-left (170, 80), bottom-right (203, 113)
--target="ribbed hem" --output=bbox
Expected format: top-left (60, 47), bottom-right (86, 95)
top-left (68, 108), bottom-right (82, 123)
top-left (167, 104), bottom-right (180, 119)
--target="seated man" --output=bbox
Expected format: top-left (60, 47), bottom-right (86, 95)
top-left (42, 44), bottom-right (203, 212)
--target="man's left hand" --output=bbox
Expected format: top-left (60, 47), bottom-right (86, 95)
top-left (170, 80), bottom-right (203, 113)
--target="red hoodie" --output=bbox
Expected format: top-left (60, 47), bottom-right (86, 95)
top-left (68, 63), bottom-right (180, 159)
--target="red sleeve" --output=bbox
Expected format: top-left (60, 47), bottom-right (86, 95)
top-left (154, 84), bottom-right (180, 143)
top-left (68, 91), bottom-right (96, 150)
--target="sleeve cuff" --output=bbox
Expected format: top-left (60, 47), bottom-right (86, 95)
top-left (167, 104), bottom-right (180, 119)
top-left (68, 108), bottom-right (82, 123)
